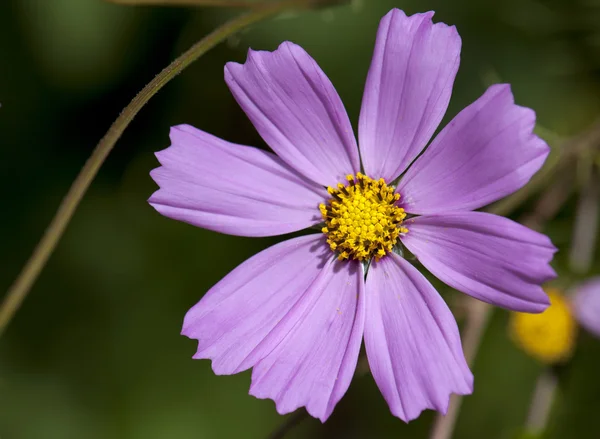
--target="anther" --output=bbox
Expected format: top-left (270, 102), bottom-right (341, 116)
top-left (319, 173), bottom-right (407, 261)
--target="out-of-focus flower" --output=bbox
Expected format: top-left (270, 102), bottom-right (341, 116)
top-left (571, 277), bottom-right (600, 338)
top-left (149, 9), bottom-right (556, 422)
top-left (510, 289), bottom-right (577, 364)
top-left (511, 279), bottom-right (600, 364)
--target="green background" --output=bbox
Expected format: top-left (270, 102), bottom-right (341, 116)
top-left (1, 0), bottom-right (599, 438)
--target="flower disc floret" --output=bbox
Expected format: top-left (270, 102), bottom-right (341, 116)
top-left (510, 289), bottom-right (577, 364)
top-left (319, 173), bottom-right (408, 261)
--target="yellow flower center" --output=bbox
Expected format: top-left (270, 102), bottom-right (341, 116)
top-left (319, 173), bottom-right (408, 261)
top-left (510, 289), bottom-right (577, 364)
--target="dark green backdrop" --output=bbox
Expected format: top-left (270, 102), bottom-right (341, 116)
top-left (1, 0), bottom-right (599, 438)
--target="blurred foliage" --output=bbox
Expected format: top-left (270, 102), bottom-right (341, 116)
top-left (104, 0), bottom-right (351, 7)
top-left (1, 0), bottom-right (599, 438)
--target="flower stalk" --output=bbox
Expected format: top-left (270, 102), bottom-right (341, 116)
top-left (569, 166), bottom-right (600, 273)
top-left (106, 0), bottom-right (349, 8)
top-left (524, 369), bottom-right (558, 436)
top-left (0, 0), bottom-right (313, 338)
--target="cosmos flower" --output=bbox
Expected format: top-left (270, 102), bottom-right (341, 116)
top-left (511, 279), bottom-right (600, 365)
top-left (149, 9), bottom-right (556, 422)
top-left (510, 289), bottom-right (578, 364)
top-left (571, 277), bottom-right (600, 338)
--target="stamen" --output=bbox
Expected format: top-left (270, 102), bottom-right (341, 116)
top-left (319, 174), bottom-right (408, 261)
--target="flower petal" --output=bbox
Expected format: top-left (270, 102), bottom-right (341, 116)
top-left (397, 84), bottom-right (549, 214)
top-left (358, 9), bottom-right (461, 182)
top-left (225, 42), bottom-right (360, 187)
top-left (149, 124), bottom-right (327, 237)
top-left (249, 259), bottom-right (365, 422)
top-left (401, 212), bottom-right (556, 312)
top-left (364, 254), bottom-right (473, 422)
top-left (571, 277), bottom-right (600, 338)
top-left (181, 234), bottom-right (330, 375)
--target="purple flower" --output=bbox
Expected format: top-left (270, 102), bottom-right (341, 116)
top-left (571, 277), bottom-right (600, 338)
top-left (149, 9), bottom-right (556, 422)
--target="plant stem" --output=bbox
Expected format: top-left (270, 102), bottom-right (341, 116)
top-left (107, 0), bottom-right (285, 7)
top-left (106, 0), bottom-right (347, 8)
top-left (266, 410), bottom-right (310, 439)
top-left (524, 369), bottom-right (558, 436)
top-left (0, 0), bottom-right (304, 338)
top-left (569, 166), bottom-right (600, 273)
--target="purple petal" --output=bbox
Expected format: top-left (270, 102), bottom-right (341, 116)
top-left (571, 277), bottom-right (600, 338)
top-left (397, 84), bottom-right (549, 214)
top-left (358, 9), bottom-right (461, 182)
top-left (225, 42), bottom-right (360, 187)
top-left (182, 234), bottom-right (330, 375)
top-left (401, 212), bottom-right (557, 313)
top-left (149, 124), bottom-right (327, 237)
top-left (249, 258), bottom-right (365, 422)
top-left (364, 254), bottom-right (473, 422)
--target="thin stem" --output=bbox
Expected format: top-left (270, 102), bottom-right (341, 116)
top-left (107, 0), bottom-right (283, 7)
top-left (524, 369), bottom-right (558, 436)
top-left (107, 0), bottom-right (346, 8)
top-left (0, 0), bottom-right (305, 338)
top-left (569, 166), bottom-right (599, 273)
top-left (266, 410), bottom-right (310, 439)
top-left (519, 167), bottom-right (575, 231)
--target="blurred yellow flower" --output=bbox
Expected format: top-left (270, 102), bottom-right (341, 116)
top-left (510, 289), bottom-right (577, 364)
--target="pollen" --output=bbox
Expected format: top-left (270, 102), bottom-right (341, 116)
top-left (510, 289), bottom-right (577, 365)
top-left (319, 173), bottom-right (407, 261)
